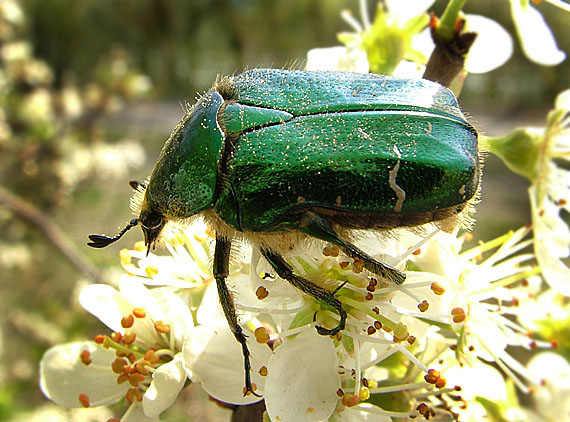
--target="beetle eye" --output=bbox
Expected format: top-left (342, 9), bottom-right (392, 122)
top-left (140, 209), bottom-right (164, 229)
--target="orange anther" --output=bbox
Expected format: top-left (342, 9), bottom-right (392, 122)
top-left (154, 321), bottom-right (170, 334)
top-left (78, 393), bottom-right (90, 408)
top-left (121, 314), bottom-right (135, 328)
top-left (80, 350), bottom-right (92, 366)
top-left (430, 282), bottom-right (445, 295)
top-left (132, 308), bottom-right (146, 318)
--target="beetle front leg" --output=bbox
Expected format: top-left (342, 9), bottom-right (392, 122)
top-left (298, 212), bottom-right (406, 285)
top-left (261, 248), bottom-right (347, 336)
top-left (214, 235), bottom-right (260, 397)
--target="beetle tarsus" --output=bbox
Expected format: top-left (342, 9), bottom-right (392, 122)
top-left (297, 211), bottom-right (406, 285)
top-left (214, 235), bottom-right (260, 397)
top-left (261, 248), bottom-right (347, 337)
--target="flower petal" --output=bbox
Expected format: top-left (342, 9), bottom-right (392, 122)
top-left (152, 290), bottom-right (194, 350)
top-left (465, 15), bottom-right (513, 73)
top-left (79, 284), bottom-right (132, 332)
top-left (122, 402), bottom-right (160, 422)
top-left (39, 341), bottom-right (126, 408)
top-left (264, 331), bottom-right (340, 422)
top-left (332, 405), bottom-right (392, 422)
top-left (142, 354), bottom-right (187, 418)
top-left (385, 0), bottom-right (434, 24)
top-left (306, 46), bottom-right (369, 73)
top-left (182, 325), bottom-right (271, 405)
top-left (511, 0), bottom-right (566, 66)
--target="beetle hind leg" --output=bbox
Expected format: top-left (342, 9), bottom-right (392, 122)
top-left (214, 235), bottom-right (261, 397)
top-left (298, 212), bottom-right (406, 285)
top-left (261, 248), bottom-right (347, 336)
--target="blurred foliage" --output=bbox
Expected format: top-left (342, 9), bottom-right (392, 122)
top-left (0, 0), bottom-right (567, 420)
top-left (18, 0), bottom-right (570, 111)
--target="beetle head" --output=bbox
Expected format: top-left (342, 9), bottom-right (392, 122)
top-left (139, 208), bottom-right (166, 255)
top-left (88, 180), bottom-right (166, 255)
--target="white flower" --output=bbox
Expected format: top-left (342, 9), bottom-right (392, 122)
top-left (402, 227), bottom-right (547, 391)
top-left (530, 89), bottom-right (570, 295)
top-left (306, 46), bottom-right (369, 73)
top-left (523, 352), bottom-right (570, 420)
top-left (40, 281), bottom-right (191, 421)
top-left (307, 0), bottom-right (434, 75)
top-left (510, 0), bottom-right (566, 66)
top-left (197, 229), bottom-right (477, 421)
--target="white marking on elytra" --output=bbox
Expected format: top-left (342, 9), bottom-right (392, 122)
top-left (389, 145), bottom-right (406, 213)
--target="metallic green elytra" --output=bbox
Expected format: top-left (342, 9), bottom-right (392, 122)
top-left (88, 69), bottom-right (479, 396)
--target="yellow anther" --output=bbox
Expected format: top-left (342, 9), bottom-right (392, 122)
top-left (359, 386), bottom-right (370, 401)
top-left (145, 266), bottom-right (158, 278)
top-left (254, 327), bottom-right (270, 344)
top-left (119, 249), bottom-right (131, 265)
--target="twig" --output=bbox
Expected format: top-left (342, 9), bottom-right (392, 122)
top-left (0, 185), bottom-right (106, 284)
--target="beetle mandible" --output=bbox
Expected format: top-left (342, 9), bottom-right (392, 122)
top-left (88, 69), bottom-right (480, 396)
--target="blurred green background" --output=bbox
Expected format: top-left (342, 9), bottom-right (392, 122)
top-left (0, 0), bottom-right (567, 420)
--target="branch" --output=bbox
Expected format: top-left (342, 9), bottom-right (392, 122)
top-left (0, 185), bottom-right (107, 284)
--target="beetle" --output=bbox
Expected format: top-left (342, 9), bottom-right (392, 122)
top-left (88, 68), bottom-right (479, 396)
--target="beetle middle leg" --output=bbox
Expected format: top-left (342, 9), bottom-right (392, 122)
top-left (261, 248), bottom-right (347, 336)
top-left (297, 211), bottom-right (406, 285)
top-left (214, 235), bottom-right (260, 397)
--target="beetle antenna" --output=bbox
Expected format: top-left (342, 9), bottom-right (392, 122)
top-left (87, 218), bottom-right (139, 248)
top-left (129, 180), bottom-right (147, 191)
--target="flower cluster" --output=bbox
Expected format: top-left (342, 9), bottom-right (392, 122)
top-left (40, 218), bottom-right (568, 421)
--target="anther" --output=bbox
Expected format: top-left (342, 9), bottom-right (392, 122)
top-left (418, 300), bottom-right (429, 312)
top-left (258, 366), bottom-right (268, 376)
top-left (145, 266), bottom-right (158, 278)
top-left (145, 349), bottom-right (160, 364)
top-left (154, 321), bottom-right (170, 334)
top-left (80, 350), bottom-right (92, 366)
top-left (359, 386), bottom-right (370, 400)
top-left (112, 358), bottom-right (128, 374)
top-left (121, 314), bottom-right (135, 328)
top-left (256, 286), bottom-right (269, 300)
top-left (133, 308), bottom-right (146, 318)
top-left (451, 307), bottom-right (466, 323)
top-left (94, 334), bottom-right (107, 344)
top-left (430, 282), bottom-right (446, 295)
top-left (255, 327), bottom-right (270, 344)
top-left (122, 332), bottom-right (136, 345)
top-left (78, 393), bottom-right (90, 408)
top-left (323, 245), bottom-right (340, 257)
top-left (341, 393), bottom-right (360, 407)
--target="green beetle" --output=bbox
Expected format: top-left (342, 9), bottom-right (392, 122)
top-left (88, 69), bottom-right (479, 396)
